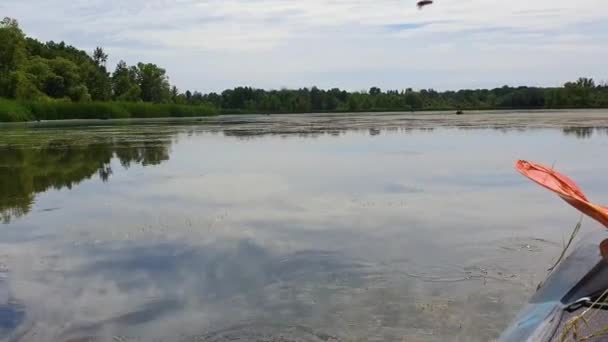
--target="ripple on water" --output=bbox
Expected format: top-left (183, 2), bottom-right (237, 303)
top-left (498, 236), bottom-right (561, 253)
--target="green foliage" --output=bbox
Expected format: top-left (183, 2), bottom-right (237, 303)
top-left (134, 63), bottom-right (170, 103)
top-left (81, 62), bottom-right (111, 101)
top-left (213, 81), bottom-right (608, 114)
top-left (117, 85), bottom-right (142, 102)
top-left (0, 98), bottom-right (31, 122)
top-left (24, 100), bottom-right (129, 120)
top-left (13, 71), bottom-right (46, 100)
top-left (25, 39), bottom-right (91, 65)
top-left (0, 99), bottom-right (217, 121)
top-left (0, 18), bottom-right (27, 98)
top-left (119, 102), bottom-right (217, 118)
top-left (0, 18), bottom-right (26, 73)
top-left (2, 16), bottom-right (607, 119)
top-left (112, 60), bottom-right (139, 100)
top-left (92, 47), bottom-right (108, 67)
top-left (0, 17), bottom-right (218, 119)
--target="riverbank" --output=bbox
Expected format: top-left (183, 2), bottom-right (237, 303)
top-left (3, 97), bottom-right (608, 123)
top-left (0, 98), bottom-right (218, 122)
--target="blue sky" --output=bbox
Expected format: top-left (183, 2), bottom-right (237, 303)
top-left (3, 0), bottom-right (608, 92)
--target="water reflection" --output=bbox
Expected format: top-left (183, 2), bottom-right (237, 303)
top-left (1, 110), bottom-right (608, 341)
top-left (0, 137), bottom-right (172, 223)
top-left (9, 240), bottom-right (375, 341)
top-left (0, 280), bottom-right (25, 339)
top-left (563, 127), bottom-right (596, 139)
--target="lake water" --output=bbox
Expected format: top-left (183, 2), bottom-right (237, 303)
top-left (1, 110), bottom-right (608, 341)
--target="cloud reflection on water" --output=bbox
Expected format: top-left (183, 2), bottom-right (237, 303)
top-left (1, 111), bottom-right (608, 341)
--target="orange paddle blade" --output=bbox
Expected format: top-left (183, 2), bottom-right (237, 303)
top-left (516, 160), bottom-right (608, 228)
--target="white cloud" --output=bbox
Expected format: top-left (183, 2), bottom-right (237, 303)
top-left (4, 0), bottom-right (608, 91)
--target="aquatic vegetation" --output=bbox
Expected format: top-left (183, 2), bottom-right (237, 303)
top-left (0, 99), bottom-right (31, 122)
top-left (548, 218), bottom-right (583, 272)
top-left (560, 289), bottom-right (608, 341)
top-left (0, 99), bottom-right (217, 122)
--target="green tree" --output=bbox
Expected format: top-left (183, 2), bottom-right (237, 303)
top-left (0, 17), bottom-right (25, 73)
top-left (43, 57), bottom-right (81, 99)
top-left (136, 62), bottom-right (171, 103)
top-left (92, 47), bottom-right (108, 67)
top-left (0, 17), bottom-right (27, 97)
top-left (171, 86), bottom-right (179, 103)
top-left (202, 92), bottom-right (221, 107)
top-left (575, 77), bottom-right (595, 89)
top-left (347, 94), bottom-right (361, 111)
top-left (563, 78), bottom-right (596, 107)
top-left (21, 57), bottom-right (54, 99)
top-left (119, 85), bottom-right (142, 102)
top-left (112, 60), bottom-right (138, 100)
top-left (81, 61), bottom-right (110, 101)
top-left (13, 71), bottom-right (45, 100)
top-left (310, 86), bottom-right (323, 110)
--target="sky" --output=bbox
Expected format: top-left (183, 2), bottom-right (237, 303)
top-left (3, 0), bottom-right (608, 93)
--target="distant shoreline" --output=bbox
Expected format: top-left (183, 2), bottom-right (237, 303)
top-left (4, 90), bottom-right (608, 122)
top-left (2, 17), bottom-right (608, 123)
top-left (219, 106), bottom-right (608, 115)
top-left (2, 105), bottom-right (607, 126)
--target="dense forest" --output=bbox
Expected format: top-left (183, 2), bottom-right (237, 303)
top-left (1, 17), bottom-right (608, 122)
top-left (0, 17), bottom-right (203, 104)
top-left (0, 17), bottom-right (215, 121)
top-left (207, 80), bottom-right (608, 114)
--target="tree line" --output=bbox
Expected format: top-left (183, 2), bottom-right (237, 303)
top-left (0, 17), bottom-right (188, 104)
top-left (1, 17), bottom-right (607, 115)
top-left (210, 80), bottom-right (608, 114)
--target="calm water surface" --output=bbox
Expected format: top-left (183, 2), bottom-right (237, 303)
top-left (2, 111), bottom-right (608, 341)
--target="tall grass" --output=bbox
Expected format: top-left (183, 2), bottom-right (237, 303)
top-left (0, 98), bottom-right (217, 122)
top-left (25, 101), bottom-right (130, 120)
top-left (0, 99), bottom-right (32, 122)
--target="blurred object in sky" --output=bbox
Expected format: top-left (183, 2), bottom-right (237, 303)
top-left (417, 0), bottom-right (433, 9)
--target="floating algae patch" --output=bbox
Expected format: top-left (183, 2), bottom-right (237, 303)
top-left (183, 323), bottom-right (339, 342)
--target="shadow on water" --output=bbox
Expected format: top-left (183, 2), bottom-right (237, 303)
top-left (0, 136), bottom-right (173, 224)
